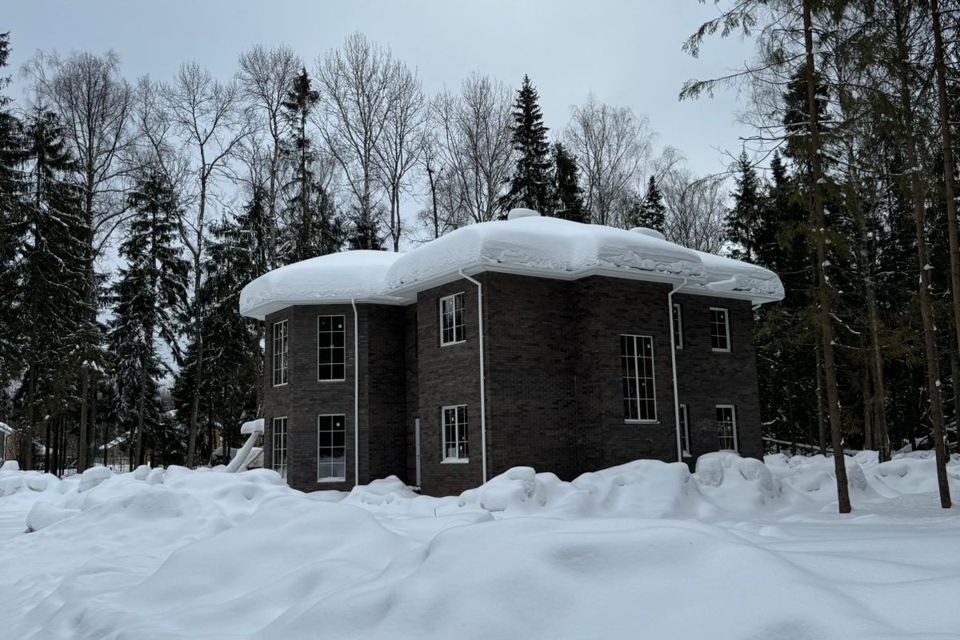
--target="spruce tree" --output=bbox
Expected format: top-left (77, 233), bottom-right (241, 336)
top-left (550, 142), bottom-right (587, 222)
top-left (18, 107), bottom-right (87, 470)
top-left (727, 152), bottom-right (763, 261)
top-left (108, 164), bottom-right (188, 466)
top-left (0, 32), bottom-right (26, 392)
top-left (633, 176), bottom-right (667, 232)
top-left (501, 75), bottom-right (551, 213)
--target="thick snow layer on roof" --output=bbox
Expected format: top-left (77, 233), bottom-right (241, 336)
top-left (240, 250), bottom-right (403, 319)
top-left (239, 214), bottom-right (784, 319)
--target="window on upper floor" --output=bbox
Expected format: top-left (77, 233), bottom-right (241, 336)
top-left (710, 307), bottom-right (731, 352)
top-left (442, 404), bottom-right (469, 462)
top-left (621, 334), bottom-right (657, 422)
top-left (317, 414), bottom-right (346, 481)
top-left (272, 417), bottom-right (288, 479)
top-left (716, 405), bottom-right (738, 451)
top-left (672, 303), bottom-right (684, 350)
top-left (439, 293), bottom-right (465, 346)
top-left (272, 320), bottom-right (288, 386)
top-left (317, 315), bottom-right (346, 381)
top-left (679, 404), bottom-right (691, 457)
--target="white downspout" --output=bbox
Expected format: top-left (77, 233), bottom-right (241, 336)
top-left (351, 298), bottom-right (360, 487)
top-left (458, 269), bottom-right (488, 484)
top-left (668, 278), bottom-right (688, 463)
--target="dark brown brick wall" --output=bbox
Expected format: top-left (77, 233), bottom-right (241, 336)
top-left (673, 294), bottom-right (763, 462)
top-left (413, 279), bottom-right (484, 494)
top-left (262, 303), bottom-right (408, 493)
top-left (261, 274), bottom-right (765, 497)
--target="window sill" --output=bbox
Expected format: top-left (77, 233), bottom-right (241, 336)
top-left (440, 340), bottom-right (466, 348)
top-left (623, 420), bottom-right (660, 425)
top-left (711, 348), bottom-right (731, 354)
top-left (272, 382), bottom-right (289, 388)
top-left (317, 379), bottom-right (346, 383)
top-left (317, 477), bottom-right (346, 483)
top-left (441, 459), bottom-right (470, 464)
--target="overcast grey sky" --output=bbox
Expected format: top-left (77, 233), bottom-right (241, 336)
top-left (6, 0), bottom-right (756, 177)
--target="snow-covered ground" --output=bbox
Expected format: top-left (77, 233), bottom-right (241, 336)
top-left (0, 452), bottom-right (958, 639)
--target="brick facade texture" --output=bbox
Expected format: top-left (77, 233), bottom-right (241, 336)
top-left (262, 274), bottom-right (764, 497)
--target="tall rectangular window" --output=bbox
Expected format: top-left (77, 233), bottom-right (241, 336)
top-left (272, 320), bottom-right (288, 386)
top-left (272, 417), bottom-right (288, 479)
top-left (621, 335), bottom-right (657, 422)
top-left (679, 404), bottom-right (691, 457)
top-left (716, 405), bottom-right (738, 451)
top-left (317, 414), bottom-right (346, 481)
top-left (439, 293), bottom-right (465, 346)
top-left (672, 303), bottom-right (684, 350)
top-left (441, 405), bottom-right (468, 461)
top-left (317, 315), bottom-right (346, 381)
top-left (710, 307), bottom-right (731, 352)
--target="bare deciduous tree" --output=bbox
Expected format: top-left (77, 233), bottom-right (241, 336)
top-left (315, 32), bottom-right (395, 247)
top-left (238, 44), bottom-right (301, 262)
top-left (564, 95), bottom-right (652, 227)
top-left (659, 167), bottom-right (727, 253)
top-left (432, 72), bottom-right (513, 225)
top-left (376, 61), bottom-right (425, 251)
top-left (164, 61), bottom-right (248, 467)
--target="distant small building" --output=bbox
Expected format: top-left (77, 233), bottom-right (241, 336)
top-left (240, 210), bottom-right (784, 496)
top-left (0, 422), bottom-right (13, 461)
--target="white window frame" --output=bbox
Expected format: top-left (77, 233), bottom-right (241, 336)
top-left (679, 404), bottom-right (691, 457)
top-left (317, 414), bottom-right (347, 482)
top-left (272, 320), bottom-right (288, 387)
top-left (710, 307), bottom-right (731, 353)
top-left (441, 404), bottom-right (469, 462)
top-left (439, 292), bottom-right (466, 346)
top-left (272, 416), bottom-right (288, 479)
top-left (716, 405), bottom-right (738, 452)
top-left (317, 315), bottom-right (346, 382)
top-left (621, 334), bottom-right (658, 423)
top-left (672, 303), bottom-right (684, 350)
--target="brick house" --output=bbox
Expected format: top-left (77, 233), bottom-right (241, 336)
top-left (240, 210), bottom-right (783, 496)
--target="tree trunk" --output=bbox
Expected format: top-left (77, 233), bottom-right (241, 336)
top-left (932, 2), bottom-right (960, 452)
top-left (893, 0), bottom-right (951, 508)
top-left (803, 0), bottom-right (851, 513)
top-left (815, 342), bottom-right (827, 456)
top-left (866, 261), bottom-right (890, 460)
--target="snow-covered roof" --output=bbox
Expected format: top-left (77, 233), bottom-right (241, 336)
top-left (240, 213), bottom-right (784, 320)
top-left (0, 422), bottom-right (13, 435)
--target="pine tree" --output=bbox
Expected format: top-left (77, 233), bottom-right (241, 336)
top-left (550, 142), bottom-right (586, 222)
top-left (501, 75), bottom-right (551, 213)
top-left (108, 164), bottom-right (188, 466)
top-left (727, 153), bottom-right (763, 261)
top-left (631, 176), bottom-right (667, 232)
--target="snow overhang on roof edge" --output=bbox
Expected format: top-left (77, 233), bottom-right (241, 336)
top-left (239, 217), bottom-right (785, 320)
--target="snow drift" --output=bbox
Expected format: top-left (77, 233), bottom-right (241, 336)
top-left (1, 452), bottom-right (958, 639)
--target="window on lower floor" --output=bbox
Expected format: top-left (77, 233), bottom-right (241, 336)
top-left (442, 405), bottom-right (468, 461)
top-left (679, 404), bottom-right (691, 457)
top-left (710, 307), bottom-right (731, 352)
top-left (716, 405), bottom-right (738, 451)
top-left (621, 334), bottom-right (657, 422)
top-left (272, 417), bottom-right (288, 479)
top-left (317, 414), bottom-right (346, 481)
top-left (318, 315), bottom-right (346, 381)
